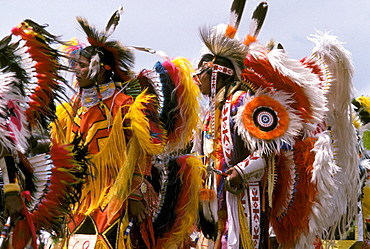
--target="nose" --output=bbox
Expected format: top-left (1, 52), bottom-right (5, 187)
top-left (74, 65), bottom-right (81, 75)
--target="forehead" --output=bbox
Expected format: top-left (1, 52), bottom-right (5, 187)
top-left (78, 55), bottom-right (90, 64)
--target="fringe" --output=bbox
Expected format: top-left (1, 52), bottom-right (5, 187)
top-left (104, 91), bottom-right (165, 221)
top-left (78, 105), bottom-right (127, 216)
top-left (155, 155), bottom-right (203, 248)
top-left (238, 199), bottom-right (253, 249)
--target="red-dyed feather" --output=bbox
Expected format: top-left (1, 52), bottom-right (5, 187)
top-left (243, 53), bottom-right (314, 123)
top-left (271, 137), bottom-right (317, 248)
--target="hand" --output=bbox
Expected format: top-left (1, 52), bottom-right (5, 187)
top-left (128, 199), bottom-right (148, 224)
top-left (4, 193), bottom-right (23, 225)
top-left (225, 167), bottom-right (243, 188)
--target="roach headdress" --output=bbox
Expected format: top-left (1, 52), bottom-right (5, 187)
top-left (76, 6), bottom-right (134, 83)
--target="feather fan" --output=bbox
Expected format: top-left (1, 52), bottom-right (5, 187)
top-left (271, 138), bottom-right (317, 248)
top-left (242, 43), bottom-right (327, 133)
top-left (31, 137), bottom-right (88, 237)
top-left (11, 19), bottom-right (69, 131)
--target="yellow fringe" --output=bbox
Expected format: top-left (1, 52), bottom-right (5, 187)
top-left (77, 105), bottom-right (128, 216)
top-left (166, 57), bottom-right (200, 152)
top-left (238, 199), bottom-right (254, 249)
top-left (50, 102), bottom-right (75, 145)
top-left (267, 155), bottom-right (275, 208)
top-left (104, 91), bottom-right (166, 220)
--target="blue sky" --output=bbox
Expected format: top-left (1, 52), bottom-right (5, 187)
top-left (1, 0), bottom-right (370, 96)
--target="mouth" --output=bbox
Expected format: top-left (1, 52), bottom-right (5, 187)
top-left (192, 74), bottom-right (201, 87)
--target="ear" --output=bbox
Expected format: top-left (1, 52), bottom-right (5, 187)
top-left (96, 66), bottom-right (106, 83)
top-left (98, 66), bottom-right (106, 77)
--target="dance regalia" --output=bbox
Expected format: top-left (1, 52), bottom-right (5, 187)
top-left (52, 81), bottom-right (165, 248)
top-left (0, 19), bottom-right (91, 249)
top-left (196, 22), bottom-right (359, 248)
top-left (198, 86), bottom-right (268, 249)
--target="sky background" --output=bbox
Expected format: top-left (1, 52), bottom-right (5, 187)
top-left (1, 0), bottom-right (370, 97)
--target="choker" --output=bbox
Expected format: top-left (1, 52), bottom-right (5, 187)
top-left (80, 81), bottom-right (116, 109)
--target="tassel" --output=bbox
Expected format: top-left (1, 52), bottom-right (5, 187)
top-left (199, 188), bottom-right (216, 201)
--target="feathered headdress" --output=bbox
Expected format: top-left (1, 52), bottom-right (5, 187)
top-left (199, 24), bottom-right (247, 79)
top-left (75, 6), bottom-right (134, 83)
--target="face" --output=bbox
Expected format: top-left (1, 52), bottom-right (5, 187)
top-left (75, 55), bottom-right (94, 88)
top-left (198, 70), bottom-right (211, 95)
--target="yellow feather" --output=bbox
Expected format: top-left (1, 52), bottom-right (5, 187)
top-left (125, 89), bottom-right (165, 155)
top-left (166, 57), bottom-right (200, 152)
top-left (50, 102), bottom-right (75, 145)
top-left (356, 96), bottom-right (370, 114)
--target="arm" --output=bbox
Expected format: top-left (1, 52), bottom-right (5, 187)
top-left (0, 154), bottom-right (23, 224)
top-left (225, 151), bottom-right (265, 188)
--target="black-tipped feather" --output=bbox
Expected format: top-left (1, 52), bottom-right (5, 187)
top-left (229, 0), bottom-right (247, 31)
top-left (105, 6), bottom-right (123, 38)
top-left (249, 1), bottom-right (268, 38)
top-left (199, 205), bottom-right (218, 241)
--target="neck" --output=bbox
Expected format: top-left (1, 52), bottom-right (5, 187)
top-left (80, 81), bottom-right (116, 108)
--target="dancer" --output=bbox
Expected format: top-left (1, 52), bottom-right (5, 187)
top-left (194, 1), bottom-right (359, 248)
top-left (52, 6), bottom-right (202, 248)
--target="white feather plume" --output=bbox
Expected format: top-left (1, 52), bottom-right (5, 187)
top-left (88, 53), bottom-right (101, 79)
top-left (234, 89), bottom-right (303, 155)
top-left (299, 31), bottom-right (360, 245)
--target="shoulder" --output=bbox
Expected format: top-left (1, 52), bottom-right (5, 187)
top-left (111, 89), bottom-right (133, 106)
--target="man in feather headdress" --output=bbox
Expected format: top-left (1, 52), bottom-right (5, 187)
top-left (194, 1), bottom-right (359, 248)
top-left (51, 11), bottom-right (168, 248)
top-left (52, 4), bottom-right (206, 247)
